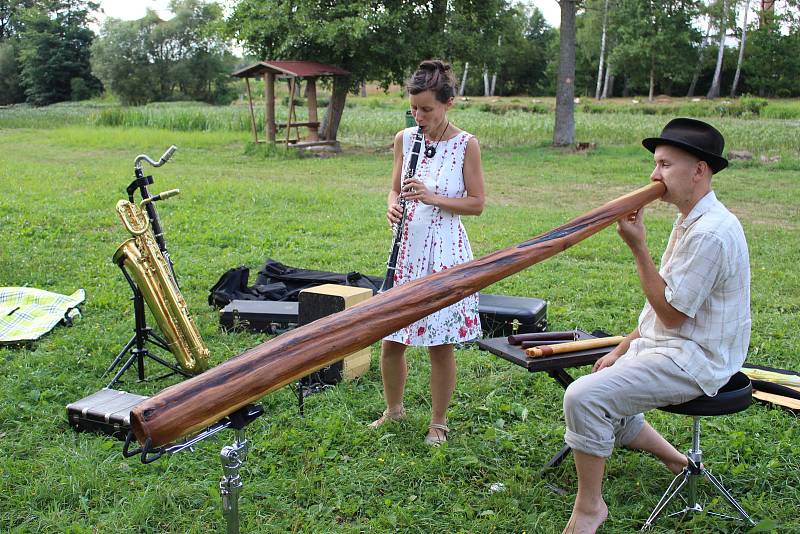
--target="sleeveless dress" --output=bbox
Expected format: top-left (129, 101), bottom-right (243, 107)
top-left (384, 127), bottom-right (482, 346)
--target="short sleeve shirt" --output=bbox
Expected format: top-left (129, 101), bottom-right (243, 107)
top-left (625, 191), bottom-right (751, 396)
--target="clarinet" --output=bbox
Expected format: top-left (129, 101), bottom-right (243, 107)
top-left (378, 127), bottom-right (424, 293)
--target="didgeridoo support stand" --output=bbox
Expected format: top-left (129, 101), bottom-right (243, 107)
top-left (123, 404), bottom-right (264, 534)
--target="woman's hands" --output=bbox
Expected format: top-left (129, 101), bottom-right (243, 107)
top-left (401, 178), bottom-right (436, 205)
top-left (386, 179), bottom-right (436, 226)
top-left (386, 200), bottom-right (403, 226)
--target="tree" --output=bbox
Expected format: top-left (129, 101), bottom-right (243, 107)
top-left (228, 0), bottom-right (513, 139)
top-left (706, 0), bottom-right (728, 98)
top-left (0, 0), bottom-right (35, 40)
top-left (17, 1), bottom-right (100, 106)
top-left (742, 6), bottom-right (800, 97)
top-left (595, 0), bottom-right (610, 98)
top-left (0, 41), bottom-right (24, 104)
top-left (687, 9), bottom-right (712, 97)
top-left (607, 0), bottom-right (699, 99)
top-left (488, 5), bottom-right (557, 96)
top-left (92, 0), bottom-right (235, 105)
top-left (730, 0), bottom-right (751, 97)
top-left (554, 0), bottom-right (577, 146)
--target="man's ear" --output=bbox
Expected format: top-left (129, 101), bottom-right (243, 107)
top-left (694, 160), bottom-right (711, 183)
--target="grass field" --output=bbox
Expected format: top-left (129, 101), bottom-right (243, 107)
top-left (1, 98), bottom-right (799, 533)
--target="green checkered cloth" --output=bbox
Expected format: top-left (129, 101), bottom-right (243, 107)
top-left (0, 287), bottom-right (85, 344)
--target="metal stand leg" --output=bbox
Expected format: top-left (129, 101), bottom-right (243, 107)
top-left (220, 428), bottom-right (249, 534)
top-left (641, 416), bottom-right (755, 530)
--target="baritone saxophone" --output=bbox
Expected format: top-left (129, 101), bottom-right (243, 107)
top-left (113, 191), bottom-right (209, 373)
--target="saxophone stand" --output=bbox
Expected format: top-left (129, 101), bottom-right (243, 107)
top-left (124, 404), bottom-right (264, 534)
top-left (104, 261), bottom-right (192, 389)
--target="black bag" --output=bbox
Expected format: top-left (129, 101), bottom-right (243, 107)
top-left (255, 259), bottom-right (382, 301)
top-left (209, 259), bottom-right (382, 308)
top-left (208, 266), bottom-right (288, 308)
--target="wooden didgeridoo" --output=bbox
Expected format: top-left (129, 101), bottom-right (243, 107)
top-left (131, 181), bottom-right (665, 448)
top-left (526, 336), bottom-right (626, 358)
top-left (521, 339), bottom-right (573, 349)
top-left (508, 331), bottom-right (578, 345)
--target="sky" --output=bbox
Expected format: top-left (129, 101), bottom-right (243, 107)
top-left (95, 1), bottom-right (562, 28)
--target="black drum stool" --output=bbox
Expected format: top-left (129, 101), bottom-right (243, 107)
top-left (641, 371), bottom-right (756, 530)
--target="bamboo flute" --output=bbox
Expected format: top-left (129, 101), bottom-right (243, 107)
top-left (131, 182), bottom-right (666, 448)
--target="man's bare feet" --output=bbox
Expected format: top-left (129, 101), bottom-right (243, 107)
top-left (665, 455), bottom-right (688, 475)
top-left (562, 500), bottom-right (608, 534)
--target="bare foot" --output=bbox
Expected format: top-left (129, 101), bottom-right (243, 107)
top-left (665, 456), bottom-right (688, 475)
top-left (562, 500), bottom-right (608, 534)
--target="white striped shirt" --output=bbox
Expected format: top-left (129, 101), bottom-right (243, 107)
top-left (626, 191), bottom-right (751, 396)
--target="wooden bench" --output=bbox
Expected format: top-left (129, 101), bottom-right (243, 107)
top-left (276, 121), bottom-right (320, 129)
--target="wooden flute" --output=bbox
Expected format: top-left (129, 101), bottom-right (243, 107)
top-left (131, 181), bottom-right (666, 448)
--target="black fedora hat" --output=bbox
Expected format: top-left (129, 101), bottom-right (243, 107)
top-left (642, 117), bottom-right (728, 174)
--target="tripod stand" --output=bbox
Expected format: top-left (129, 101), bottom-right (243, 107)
top-left (106, 144), bottom-right (199, 387)
top-left (105, 261), bottom-right (191, 388)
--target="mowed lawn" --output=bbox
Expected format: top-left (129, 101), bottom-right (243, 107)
top-left (1, 103), bottom-right (799, 533)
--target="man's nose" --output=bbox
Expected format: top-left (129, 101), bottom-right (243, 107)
top-left (650, 167), bottom-right (661, 182)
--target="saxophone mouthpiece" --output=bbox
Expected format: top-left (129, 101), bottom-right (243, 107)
top-left (141, 189), bottom-right (180, 207)
top-left (161, 145), bottom-right (177, 164)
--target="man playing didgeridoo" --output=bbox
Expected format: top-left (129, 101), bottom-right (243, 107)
top-left (561, 118), bottom-right (751, 534)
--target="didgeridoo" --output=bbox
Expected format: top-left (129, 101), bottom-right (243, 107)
top-left (507, 331), bottom-right (578, 345)
top-left (521, 339), bottom-right (573, 349)
top-left (525, 336), bottom-right (626, 358)
top-left (131, 182), bottom-right (665, 448)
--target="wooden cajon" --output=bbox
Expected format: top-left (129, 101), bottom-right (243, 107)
top-left (298, 284), bottom-right (373, 380)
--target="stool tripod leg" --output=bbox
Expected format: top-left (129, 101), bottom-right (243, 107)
top-left (703, 469), bottom-right (755, 525)
top-left (641, 471), bottom-right (688, 530)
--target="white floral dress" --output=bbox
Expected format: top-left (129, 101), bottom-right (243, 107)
top-left (384, 127), bottom-right (482, 346)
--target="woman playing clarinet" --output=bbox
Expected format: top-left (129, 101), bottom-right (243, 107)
top-left (370, 59), bottom-right (486, 445)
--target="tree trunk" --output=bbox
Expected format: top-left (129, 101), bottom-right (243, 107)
top-left (707, 0), bottom-right (728, 99)
top-left (459, 62), bottom-right (469, 96)
top-left (648, 54), bottom-right (655, 102)
top-left (595, 0), bottom-right (610, 99)
top-left (360, 81), bottom-right (367, 97)
top-left (554, 0), bottom-right (577, 146)
top-left (490, 72), bottom-right (497, 96)
top-left (602, 61), bottom-right (613, 98)
top-left (483, 66), bottom-right (490, 96)
top-left (730, 0), bottom-right (751, 97)
top-left (687, 21), bottom-right (712, 97)
top-left (320, 75), bottom-right (350, 141)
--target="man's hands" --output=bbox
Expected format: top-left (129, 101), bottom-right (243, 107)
top-left (592, 350), bottom-right (622, 373)
top-left (617, 208), bottom-right (647, 252)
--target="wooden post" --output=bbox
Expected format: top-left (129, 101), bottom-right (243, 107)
top-left (264, 72), bottom-right (276, 142)
top-left (244, 77), bottom-right (258, 143)
top-left (286, 77), bottom-right (297, 145)
top-left (306, 76), bottom-right (320, 141)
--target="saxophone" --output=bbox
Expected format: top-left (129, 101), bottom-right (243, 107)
top-left (113, 192), bottom-right (209, 373)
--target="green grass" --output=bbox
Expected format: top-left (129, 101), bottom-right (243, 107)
top-left (1, 103), bottom-right (798, 533)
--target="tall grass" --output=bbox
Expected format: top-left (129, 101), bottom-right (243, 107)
top-left (4, 97), bottom-right (800, 153)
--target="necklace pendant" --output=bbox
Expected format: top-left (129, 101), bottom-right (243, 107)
top-left (425, 145), bottom-right (436, 158)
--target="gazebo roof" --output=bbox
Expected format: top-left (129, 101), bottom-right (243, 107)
top-left (232, 60), bottom-right (350, 79)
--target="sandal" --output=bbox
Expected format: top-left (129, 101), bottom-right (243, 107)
top-left (368, 406), bottom-right (406, 428)
top-left (424, 423), bottom-right (449, 446)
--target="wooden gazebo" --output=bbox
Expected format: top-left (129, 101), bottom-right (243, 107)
top-left (232, 60), bottom-right (350, 148)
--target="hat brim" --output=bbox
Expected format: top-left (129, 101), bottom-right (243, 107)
top-left (642, 137), bottom-right (728, 174)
